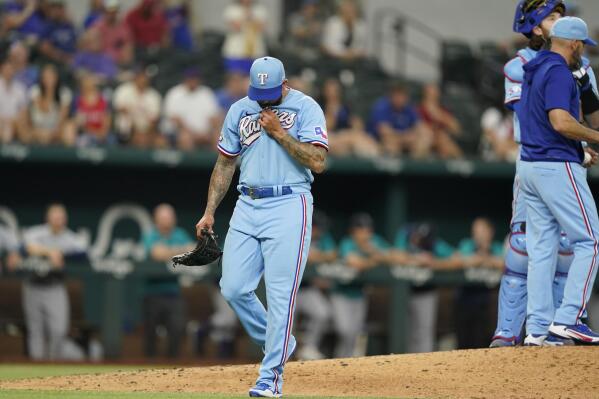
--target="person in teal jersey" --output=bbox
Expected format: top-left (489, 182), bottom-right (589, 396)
top-left (142, 203), bottom-right (194, 358)
top-left (453, 218), bottom-right (504, 350)
top-left (389, 223), bottom-right (455, 353)
top-left (296, 210), bottom-right (336, 360)
top-left (332, 213), bottom-right (388, 358)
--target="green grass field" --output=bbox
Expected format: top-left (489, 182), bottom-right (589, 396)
top-left (0, 364), bottom-right (155, 381)
top-left (0, 364), bottom-right (394, 399)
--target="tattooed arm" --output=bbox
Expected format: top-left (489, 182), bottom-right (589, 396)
top-left (195, 153), bottom-right (237, 237)
top-left (273, 133), bottom-right (327, 173)
top-left (259, 109), bottom-right (327, 173)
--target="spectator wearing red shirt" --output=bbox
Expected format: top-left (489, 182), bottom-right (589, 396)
top-left (74, 72), bottom-right (113, 146)
top-left (90, 0), bottom-right (134, 66)
top-left (126, 0), bottom-right (169, 49)
top-left (418, 84), bottom-right (463, 159)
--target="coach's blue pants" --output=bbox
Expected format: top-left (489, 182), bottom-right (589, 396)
top-left (220, 192), bottom-right (312, 395)
top-left (493, 158), bottom-right (573, 342)
top-left (519, 161), bottom-right (599, 335)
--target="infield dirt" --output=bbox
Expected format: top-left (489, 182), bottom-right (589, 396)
top-left (2, 347), bottom-right (599, 398)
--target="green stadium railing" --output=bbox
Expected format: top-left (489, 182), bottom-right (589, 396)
top-left (5, 144), bottom-right (599, 179)
top-left (8, 257), bottom-right (502, 359)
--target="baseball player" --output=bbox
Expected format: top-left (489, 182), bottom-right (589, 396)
top-left (490, 0), bottom-right (599, 347)
top-left (195, 56), bottom-right (327, 398)
top-left (518, 16), bottom-right (599, 345)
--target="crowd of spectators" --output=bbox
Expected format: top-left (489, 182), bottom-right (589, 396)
top-left (1, 0), bottom-right (598, 160)
top-left (0, 0), bottom-right (517, 160)
top-left (12, 0), bottom-right (599, 161)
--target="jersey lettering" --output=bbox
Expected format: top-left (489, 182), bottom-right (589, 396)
top-left (238, 110), bottom-right (298, 147)
top-left (239, 115), bottom-right (262, 146)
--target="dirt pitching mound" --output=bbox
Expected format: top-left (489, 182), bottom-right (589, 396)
top-left (3, 347), bottom-right (599, 398)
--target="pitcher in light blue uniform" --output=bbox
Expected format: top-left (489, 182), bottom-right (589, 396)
top-left (196, 56), bottom-right (328, 398)
top-left (491, 0), bottom-right (599, 347)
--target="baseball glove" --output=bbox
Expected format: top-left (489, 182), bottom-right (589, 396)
top-left (172, 230), bottom-right (222, 267)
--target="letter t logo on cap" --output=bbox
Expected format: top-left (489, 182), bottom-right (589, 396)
top-left (257, 73), bottom-right (268, 85)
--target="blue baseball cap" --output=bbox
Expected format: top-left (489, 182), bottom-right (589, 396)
top-left (550, 16), bottom-right (597, 46)
top-left (248, 57), bottom-right (286, 101)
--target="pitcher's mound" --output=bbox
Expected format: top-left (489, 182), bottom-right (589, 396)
top-left (3, 347), bottom-right (599, 398)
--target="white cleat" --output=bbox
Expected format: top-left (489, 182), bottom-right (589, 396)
top-left (523, 334), bottom-right (546, 346)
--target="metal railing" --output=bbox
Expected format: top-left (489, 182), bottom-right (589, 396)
top-left (373, 7), bottom-right (443, 76)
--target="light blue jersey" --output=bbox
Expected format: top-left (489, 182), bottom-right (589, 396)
top-left (218, 89), bottom-right (328, 191)
top-left (218, 78), bottom-right (326, 394)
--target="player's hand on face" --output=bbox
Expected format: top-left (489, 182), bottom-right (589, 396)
top-left (196, 214), bottom-right (215, 239)
top-left (259, 109), bottom-right (284, 139)
top-left (584, 147), bottom-right (599, 168)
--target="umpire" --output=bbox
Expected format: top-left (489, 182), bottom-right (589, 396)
top-left (518, 17), bottom-right (599, 345)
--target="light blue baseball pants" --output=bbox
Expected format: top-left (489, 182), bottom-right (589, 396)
top-left (519, 161), bottom-right (599, 336)
top-left (220, 192), bottom-right (312, 395)
top-left (493, 158), bottom-right (573, 342)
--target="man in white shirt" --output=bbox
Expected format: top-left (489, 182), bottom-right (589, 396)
top-left (322, 0), bottom-right (367, 61)
top-left (0, 59), bottom-right (27, 143)
top-left (162, 68), bottom-right (221, 151)
top-left (114, 66), bottom-right (162, 148)
top-left (22, 204), bottom-right (87, 360)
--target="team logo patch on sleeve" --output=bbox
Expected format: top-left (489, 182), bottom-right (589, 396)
top-left (315, 126), bottom-right (328, 139)
top-left (507, 85), bottom-right (522, 97)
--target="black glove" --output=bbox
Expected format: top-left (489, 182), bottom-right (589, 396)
top-left (573, 67), bottom-right (599, 115)
top-left (172, 230), bottom-right (222, 267)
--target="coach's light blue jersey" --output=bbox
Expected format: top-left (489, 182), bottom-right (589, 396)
top-left (504, 47), bottom-right (597, 144)
top-left (217, 88), bottom-right (328, 191)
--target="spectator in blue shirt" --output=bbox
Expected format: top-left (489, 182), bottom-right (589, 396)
top-left (368, 82), bottom-right (434, 158)
top-left (142, 203), bottom-right (194, 358)
top-left (39, 1), bottom-right (78, 63)
top-left (72, 28), bottom-right (118, 82)
top-left (215, 71), bottom-right (248, 113)
top-left (452, 217), bottom-right (503, 350)
top-left (164, 0), bottom-right (193, 51)
top-left (2, 0), bottom-right (49, 43)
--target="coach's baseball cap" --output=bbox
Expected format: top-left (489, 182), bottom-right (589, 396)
top-left (550, 16), bottom-right (597, 46)
top-left (248, 57), bottom-right (286, 101)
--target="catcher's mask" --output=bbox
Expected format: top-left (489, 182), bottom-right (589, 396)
top-left (513, 0), bottom-right (566, 37)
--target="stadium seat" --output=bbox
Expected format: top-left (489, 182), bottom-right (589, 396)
top-left (442, 85), bottom-right (484, 154)
top-left (441, 41), bottom-right (479, 89)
